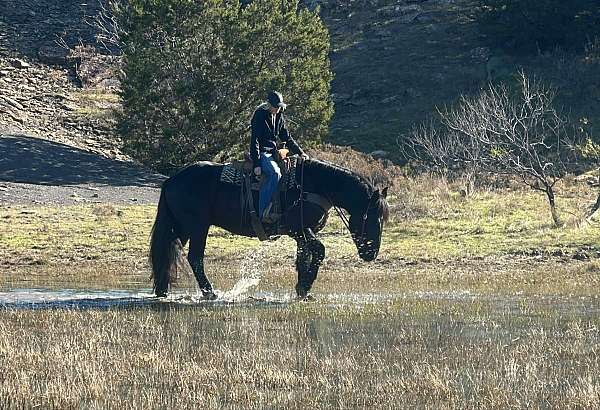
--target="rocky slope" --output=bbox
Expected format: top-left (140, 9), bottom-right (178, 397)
top-left (0, 0), bottom-right (164, 206)
top-left (1, 0), bottom-right (598, 163)
top-left (0, 0), bottom-right (485, 162)
top-left (0, 0), bottom-right (122, 159)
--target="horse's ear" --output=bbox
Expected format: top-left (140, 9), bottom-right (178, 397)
top-left (381, 187), bottom-right (389, 199)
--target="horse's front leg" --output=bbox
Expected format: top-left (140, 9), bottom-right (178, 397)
top-left (293, 228), bottom-right (325, 299)
top-left (188, 225), bottom-right (217, 300)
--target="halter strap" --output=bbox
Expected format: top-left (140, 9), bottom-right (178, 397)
top-left (329, 191), bottom-right (375, 247)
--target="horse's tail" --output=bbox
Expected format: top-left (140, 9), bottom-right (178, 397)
top-left (149, 181), bottom-right (180, 297)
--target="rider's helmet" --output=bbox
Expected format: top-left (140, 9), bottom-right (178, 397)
top-left (267, 91), bottom-right (287, 111)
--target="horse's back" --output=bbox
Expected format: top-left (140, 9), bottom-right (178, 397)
top-left (161, 161), bottom-right (254, 234)
top-left (164, 161), bottom-right (223, 190)
top-left (161, 162), bottom-right (223, 216)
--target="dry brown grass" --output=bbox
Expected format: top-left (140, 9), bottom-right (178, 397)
top-left (1, 173), bottom-right (599, 408)
top-left (308, 144), bottom-right (402, 189)
top-left (0, 302), bottom-right (599, 409)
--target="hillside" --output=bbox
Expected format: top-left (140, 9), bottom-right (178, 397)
top-left (1, 0), bottom-right (599, 162)
top-left (323, 0), bottom-right (600, 158)
top-left (0, 0), bottom-right (121, 158)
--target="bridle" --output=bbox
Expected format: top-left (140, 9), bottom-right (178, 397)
top-left (330, 192), bottom-right (382, 250)
top-left (297, 160), bottom-right (383, 249)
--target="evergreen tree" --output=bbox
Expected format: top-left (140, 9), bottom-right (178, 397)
top-left (114, 0), bottom-right (333, 172)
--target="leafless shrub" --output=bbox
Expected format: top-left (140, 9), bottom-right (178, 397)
top-left (308, 144), bottom-right (402, 190)
top-left (402, 72), bottom-right (579, 226)
top-left (88, 0), bottom-right (124, 55)
top-left (584, 36), bottom-right (600, 63)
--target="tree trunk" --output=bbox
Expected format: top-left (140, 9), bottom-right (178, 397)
top-left (590, 193), bottom-right (600, 215)
top-left (545, 186), bottom-right (562, 227)
top-left (587, 167), bottom-right (600, 218)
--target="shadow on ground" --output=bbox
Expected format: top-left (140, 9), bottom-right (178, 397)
top-left (0, 134), bottom-right (164, 187)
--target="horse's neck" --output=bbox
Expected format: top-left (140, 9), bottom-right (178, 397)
top-left (307, 163), bottom-right (369, 213)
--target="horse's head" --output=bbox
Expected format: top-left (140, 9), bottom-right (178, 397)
top-left (349, 187), bottom-right (389, 262)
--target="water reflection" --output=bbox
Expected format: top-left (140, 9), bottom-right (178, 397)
top-left (0, 288), bottom-right (294, 310)
top-left (1, 288), bottom-right (599, 315)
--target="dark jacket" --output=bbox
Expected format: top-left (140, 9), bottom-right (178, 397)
top-left (250, 103), bottom-right (305, 168)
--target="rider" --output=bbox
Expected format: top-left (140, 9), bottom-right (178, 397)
top-left (250, 91), bottom-right (308, 222)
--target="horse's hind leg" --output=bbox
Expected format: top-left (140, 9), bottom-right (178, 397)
top-left (188, 225), bottom-right (217, 300)
top-left (294, 228), bottom-right (325, 299)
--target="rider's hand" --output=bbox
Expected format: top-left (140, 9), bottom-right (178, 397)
top-left (254, 166), bottom-right (262, 176)
top-left (301, 153), bottom-right (309, 161)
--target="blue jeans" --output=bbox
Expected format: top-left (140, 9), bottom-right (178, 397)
top-left (259, 152), bottom-right (281, 218)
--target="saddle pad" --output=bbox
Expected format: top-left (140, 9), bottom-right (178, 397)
top-left (220, 157), bottom-right (298, 191)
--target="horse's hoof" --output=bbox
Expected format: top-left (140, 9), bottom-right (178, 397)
top-left (296, 294), bottom-right (317, 302)
top-left (155, 292), bottom-right (167, 298)
top-left (202, 290), bottom-right (218, 301)
top-left (295, 284), bottom-right (308, 298)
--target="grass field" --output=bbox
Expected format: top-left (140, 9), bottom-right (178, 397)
top-left (1, 176), bottom-right (599, 408)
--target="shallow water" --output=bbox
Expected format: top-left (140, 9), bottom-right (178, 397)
top-left (2, 286), bottom-right (599, 316)
top-left (0, 285), bottom-right (298, 310)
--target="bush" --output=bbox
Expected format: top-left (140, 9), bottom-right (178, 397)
top-left (308, 144), bottom-right (401, 189)
top-left (475, 0), bottom-right (600, 54)
top-left (112, 0), bottom-right (333, 173)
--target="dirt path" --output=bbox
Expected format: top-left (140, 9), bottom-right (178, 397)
top-left (0, 132), bottom-right (163, 205)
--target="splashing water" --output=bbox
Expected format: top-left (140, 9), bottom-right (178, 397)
top-left (218, 240), bottom-right (277, 302)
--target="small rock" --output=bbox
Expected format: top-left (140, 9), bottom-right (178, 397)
top-left (574, 173), bottom-right (599, 186)
top-left (370, 150), bottom-right (389, 159)
top-left (573, 251), bottom-right (590, 261)
top-left (0, 96), bottom-right (25, 111)
top-left (10, 59), bottom-right (30, 69)
top-left (381, 95), bottom-right (398, 104)
top-left (404, 88), bottom-right (421, 98)
top-left (400, 13), bottom-right (420, 24)
top-left (38, 46), bottom-right (70, 66)
top-left (0, 70), bottom-right (9, 76)
top-left (471, 46), bottom-right (491, 63)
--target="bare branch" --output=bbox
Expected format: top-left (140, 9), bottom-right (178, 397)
top-left (401, 71), bottom-right (581, 226)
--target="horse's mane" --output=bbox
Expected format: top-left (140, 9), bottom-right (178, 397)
top-left (306, 157), bottom-right (371, 187)
top-left (306, 159), bottom-right (390, 222)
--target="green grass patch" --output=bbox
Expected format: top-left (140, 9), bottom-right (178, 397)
top-left (1, 185), bottom-right (598, 296)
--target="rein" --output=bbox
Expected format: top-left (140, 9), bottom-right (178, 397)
top-left (296, 160), bottom-right (379, 248)
top-left (329, 192), bottom-right (376, 245)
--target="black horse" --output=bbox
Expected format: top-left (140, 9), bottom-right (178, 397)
top-left (149, 158), bottom-right (389, 299)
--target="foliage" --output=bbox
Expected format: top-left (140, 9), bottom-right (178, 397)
top-left (112, 0), bottom-right (333, 173)
top-left (475, 0), bottom-right (600, 54)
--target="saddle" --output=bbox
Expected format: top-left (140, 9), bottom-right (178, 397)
top-left (220, 150), bottom-right (296, 240)
top-left (220, 149), bottom-right (296, 191)
top-left (220, 151), bottom-right (332, 241)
